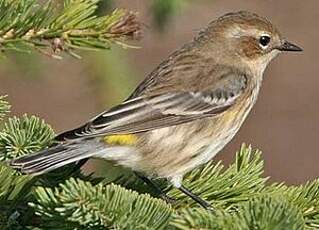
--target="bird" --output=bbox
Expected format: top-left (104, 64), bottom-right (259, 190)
top-left (10, 11), bottom-right (302, 209)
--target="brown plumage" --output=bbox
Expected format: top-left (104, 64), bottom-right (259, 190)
top-left (9, 11), bottom-right (302, 208)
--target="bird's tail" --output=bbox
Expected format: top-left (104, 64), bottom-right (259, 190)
top-left (9, 140), bottom-right (105, 176)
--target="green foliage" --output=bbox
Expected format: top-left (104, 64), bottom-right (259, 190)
top-left (0, 114), bottom-right (55, 161)
top-left (171, 196), bottom-right (305, 230)
top-left (0, 164), bottom-right (33, 201)
top-left (29, 178), bottom-right (172, 229)
top-left (266, 180), bottom-right (319, 228)
top-left (0, 95), bottom-right (10, 120)
top-left (0, 0), bottom-right (141, 58)
top-left (0, 164), bottom-right (34, 230)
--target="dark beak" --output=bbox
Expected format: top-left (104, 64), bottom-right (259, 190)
top-left (278, 40), bottom-right (303, 52)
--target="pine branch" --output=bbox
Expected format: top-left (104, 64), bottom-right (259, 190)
top-left (0, 164), bottom-right (35, 230)
top-left (0, 115), bottom-right (55, 161)
top-left (29, 178), bottom-right (172, 229)
top-left (0, 164), bottom-right (33, 201)
top-left (171, 196), bottom-right (304, 230)
top-left (0, 0), bottom-right (142, 59)
top-left (266, 180), bottom-right (319, 228)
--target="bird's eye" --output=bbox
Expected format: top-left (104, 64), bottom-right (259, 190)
top-left (259, 35), bottom-right (271, 48)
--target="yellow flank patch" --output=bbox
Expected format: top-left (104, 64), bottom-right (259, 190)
top-left (103, 134), bottom-right (138, 146)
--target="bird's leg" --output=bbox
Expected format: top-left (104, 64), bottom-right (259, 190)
top-left (178, 185), bottom-right (211, 209)
top-left (134, 172), bottom-right (176, 204)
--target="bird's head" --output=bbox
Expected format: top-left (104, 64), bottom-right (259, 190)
top-left (200, 11), bottom-right (302, 74)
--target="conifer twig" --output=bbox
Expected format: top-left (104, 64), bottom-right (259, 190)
top-left (0, 0), bottom-right (142, 59)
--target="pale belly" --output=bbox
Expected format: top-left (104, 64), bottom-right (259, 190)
top-left (134, 114), bottom-right (244, 179)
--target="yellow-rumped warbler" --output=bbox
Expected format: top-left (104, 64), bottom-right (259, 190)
top-left (10, 11), bottom-right (302, 208)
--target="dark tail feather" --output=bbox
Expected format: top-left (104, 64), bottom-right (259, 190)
top-left (9, 141), bottom-right (104, 175)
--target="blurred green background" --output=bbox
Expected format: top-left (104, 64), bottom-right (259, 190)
top-left (0, 0), bottom-right (317, 184)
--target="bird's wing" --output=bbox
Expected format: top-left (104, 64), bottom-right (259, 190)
top-left (57, 72), bottom-right (247, 140)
